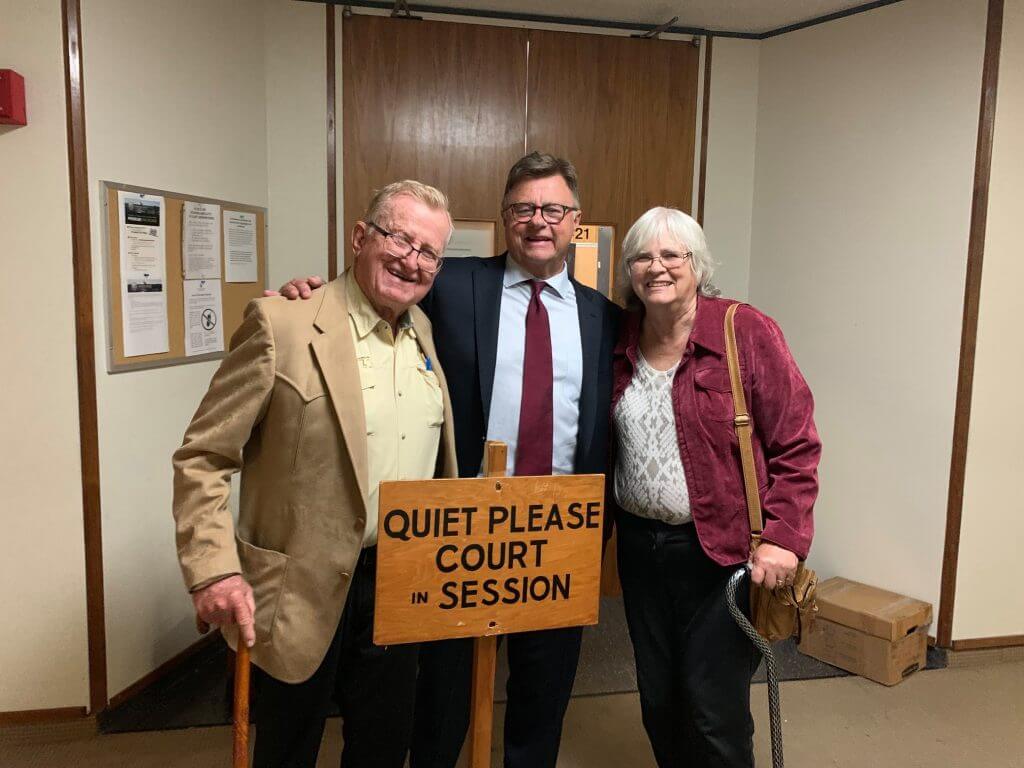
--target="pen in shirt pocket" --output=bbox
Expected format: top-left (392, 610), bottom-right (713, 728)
top-left (424, 355), bottom-right (433, 371)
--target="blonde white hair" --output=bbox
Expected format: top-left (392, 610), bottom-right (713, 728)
top-left (616, 207), bottom-right (719, 309)
top-left (364, 180), bottom-right (454, 244)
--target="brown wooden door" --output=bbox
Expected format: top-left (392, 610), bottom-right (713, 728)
top-left (341, 16), bottom-right (528, 267)
top-left (526, 30), bottom-right (700, 298)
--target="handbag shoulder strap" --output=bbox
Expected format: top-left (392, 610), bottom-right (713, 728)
top-left (724, 303), bottom-right (764, 537)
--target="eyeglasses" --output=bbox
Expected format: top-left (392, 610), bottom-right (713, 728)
top-left (368, 222), bottom-right (443, 274)
top-left (627, 251), bottom-right (693, 270)
top-left (503, 202), bottom-right (579, 224)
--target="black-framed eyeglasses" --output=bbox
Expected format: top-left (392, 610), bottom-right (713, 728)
top-left (368, 222), bottom-right (443, 274)
top-left (627, 251), bottom-right (693, 270)
top-left (503, 202), bottom-right (579, 224)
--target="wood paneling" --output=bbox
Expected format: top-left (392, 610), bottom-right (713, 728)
top-left (341, 16), bottom-right (528, 266)
top-left (61, 0), bottom-right (107, 714)
top-left (527, 30), bottom-right (700, 254)
top-left (937, 0), bottom-right (1004, 649)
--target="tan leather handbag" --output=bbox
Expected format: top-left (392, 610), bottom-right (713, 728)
top-left (724, 303), bottom-right (818, 642)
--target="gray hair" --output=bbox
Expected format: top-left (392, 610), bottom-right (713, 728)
top-left (502, 152), bottom-right (581, 208)
top-left (364, 180), bottom-right (453, 243)
top-left (616, 207), bottom-right (719, 310)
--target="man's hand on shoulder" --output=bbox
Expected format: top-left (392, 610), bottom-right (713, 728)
top-left (263, 275), bottom-right (324, 300)
top-left (192, 574), bottom-right (257, 647)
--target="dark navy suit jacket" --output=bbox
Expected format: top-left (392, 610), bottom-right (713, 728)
top-left (420, 253), bottom-right (620, 479)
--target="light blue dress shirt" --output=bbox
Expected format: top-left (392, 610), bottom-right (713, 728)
top-left (484, 256), bottom-right (584, 476)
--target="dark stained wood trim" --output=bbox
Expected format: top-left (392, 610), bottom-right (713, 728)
top-left (61, 0), bottom-right (108, 714)
top-left (937, 0), bottom-right (1004, 649)
top-left (760, 0), bottom-right (906, 38)
top-left (952, 635), bottom-right (1024, 652)
top-left (306, 0), bottom-right (908, 40)
top-left (0, 707), bottom-right (89, 727)
top-left (696, 35), bottom-right (712, 225)
top-left (327, 4), bottom-right (339, 279)
top-left (305, 1), bottom-right (760, 39)
top-left (106, 633), bottom-right (220, 710)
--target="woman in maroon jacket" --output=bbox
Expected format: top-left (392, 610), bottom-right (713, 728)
top-left (611, 207), bottom-right (820, 767)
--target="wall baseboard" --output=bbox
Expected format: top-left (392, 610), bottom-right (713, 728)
top-left (107, 632), bottom-right (221, 710)
top-left (0, 707), bottom-right (88, 727)
top-left (951, 634), bottom-right (1024, 651)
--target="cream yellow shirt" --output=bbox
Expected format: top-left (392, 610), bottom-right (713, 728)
top-left (347, 276), bottom-right (445, 546)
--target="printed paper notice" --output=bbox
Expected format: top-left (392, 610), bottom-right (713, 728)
top-left (118, 191), bottom-right (169, 356)
top-left (183, 279), bottom-right (225, 357)
top-left (183, 201), bottom-right (221, 279)
top-left (223, 210), bottom-right (257, 283)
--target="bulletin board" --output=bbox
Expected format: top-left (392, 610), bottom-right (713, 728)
top-left (101, 181), bottom-right (268, 373)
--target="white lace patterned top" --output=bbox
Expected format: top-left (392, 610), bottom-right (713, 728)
top-left (613, 351), bottom-right (692, 525)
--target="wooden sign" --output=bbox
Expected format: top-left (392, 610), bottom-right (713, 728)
top-left (374, 471), bottom-right (605, 645)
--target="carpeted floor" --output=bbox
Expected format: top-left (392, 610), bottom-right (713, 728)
top-left (4, 658), bottom-right (1021, 768)
top-left (98, 596), bottom-right (946, 733)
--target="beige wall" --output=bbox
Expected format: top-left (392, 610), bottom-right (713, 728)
top-left (702, 37), bottom-right (760, 300)
top-left (81, 0), bottom-right (326, 698)
top-left (954, 0), bottom-right (1024, 641)
top-left (266, 0), bottom-right (328, 289)
top-left (0, 0), bottom-right (90, 712)
top-left (748, 0), bottom-right (988, 614)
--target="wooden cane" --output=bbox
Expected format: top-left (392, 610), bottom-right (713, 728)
top-left (196, 616), bottom-right (251, 767)
top-left (232, 640), bottom-right (251, 768)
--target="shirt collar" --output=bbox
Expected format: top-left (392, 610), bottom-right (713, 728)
top-left (503, 254), bottom-right (573, 298)
top-left (346, 273), bottom-right (413, 340)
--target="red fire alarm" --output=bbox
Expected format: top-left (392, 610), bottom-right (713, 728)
top-left (0, 70), bottom-right (27, 126)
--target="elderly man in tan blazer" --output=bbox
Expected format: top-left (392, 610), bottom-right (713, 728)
top-left (173, 180), bottom-right (458, 768)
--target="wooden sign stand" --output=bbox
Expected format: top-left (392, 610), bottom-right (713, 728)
top-left (467, 441), bottom-right (507, 767)
top-left (374, 440), bottom-right (605, 767)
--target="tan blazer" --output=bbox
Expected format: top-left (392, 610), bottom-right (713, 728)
top-left (172, 272), bottom-right (458, 683)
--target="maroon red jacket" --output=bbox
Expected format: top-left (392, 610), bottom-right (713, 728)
top-left (612, 296), bottom-right (821, 566)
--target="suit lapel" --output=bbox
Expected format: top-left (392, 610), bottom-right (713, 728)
top-left (474, 253), bottom-right (505, 428)
top-left (575, 281), bottom-right (601, 471)
top-left (410, 306), bottom-right (459, 478)
top-left (311, 272), bottom-right (370, 504)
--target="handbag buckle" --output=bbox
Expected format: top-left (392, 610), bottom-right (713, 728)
top-left (734, 413), bottom-right (752, 428)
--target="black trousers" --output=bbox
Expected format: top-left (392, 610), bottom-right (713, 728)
top-left (617, 512), bottom-right (761, 768)
top-left (253, 547), bottom-right (419, 768)
top-left (410, 625), bottom-right (583, 768)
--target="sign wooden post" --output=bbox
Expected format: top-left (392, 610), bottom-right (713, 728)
top-left (468, 442), bottom-right (506, 767)
top-left (374, 441), bottom-right (606, 768)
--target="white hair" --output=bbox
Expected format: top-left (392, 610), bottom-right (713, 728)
top-left (364, 180), bottom-right (454, 246)
top-left (616, 207), bottom-right (719, 309)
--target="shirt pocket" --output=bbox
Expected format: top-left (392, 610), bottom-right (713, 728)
top-left (693, 365), bottom-right (736, 423)
top-left (354, 339), bottom-right (380, 436)
top-left (415, 365), bottom-right (445, 428)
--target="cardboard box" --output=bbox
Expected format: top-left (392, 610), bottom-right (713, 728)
top-left (798, 577), bottom-right (932, 685)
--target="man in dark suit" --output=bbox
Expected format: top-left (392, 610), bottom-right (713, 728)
top-left (278, 153), bottom-right (619, 768)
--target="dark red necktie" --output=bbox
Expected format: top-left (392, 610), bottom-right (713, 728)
top-left (515, 280), bottom-right (554, 476)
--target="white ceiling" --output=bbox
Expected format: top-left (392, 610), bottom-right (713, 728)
top-left (387, 0), bottom-right (893, 35)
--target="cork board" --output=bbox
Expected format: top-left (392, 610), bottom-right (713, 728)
top-left (101, 181), bottom-right (267, 373)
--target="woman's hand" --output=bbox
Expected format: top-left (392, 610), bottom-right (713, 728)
top-left (263, 275), bottom-right (324, 299)
top-left (750, 543), bottom-right (798, 590)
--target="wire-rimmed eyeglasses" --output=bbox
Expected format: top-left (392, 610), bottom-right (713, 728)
top-left (626, 251), bottom-right (693, 270)
top-left (368, 222), bottom-right (443, 274)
